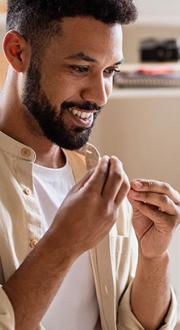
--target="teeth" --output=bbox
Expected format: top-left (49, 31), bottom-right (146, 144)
top-left (81, 112), bottom-right (89, 119)
top-left (77, 111), bottom-right (82, 117)
top-left (69, 108), bottom-right (92, 120)
top-left (73, 109), bottom-right (78, 116)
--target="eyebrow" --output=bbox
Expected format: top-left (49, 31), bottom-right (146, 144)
top-left (65, 52), bottom-right (124, 65)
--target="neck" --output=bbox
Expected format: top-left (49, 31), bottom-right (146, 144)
top-left (0, 69), bottom-right (66, 169)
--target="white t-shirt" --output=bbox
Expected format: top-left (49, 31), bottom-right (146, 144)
top-left (33, 160), bottom-right (100, 330)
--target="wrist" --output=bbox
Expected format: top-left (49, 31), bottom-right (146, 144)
top-left (137, 251), bottom-right (170, 279)
top-left (45, 226), bottom-right (79, 265)
top-left (140, 249), bottom-right (170, 262)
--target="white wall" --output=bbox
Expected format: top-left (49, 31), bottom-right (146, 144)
top-left (136, 0), bottom-right (180, 18)
top-left (90, 88), bottom-right (180, 322)
top-left (0, 13), bottom-right (5, 51)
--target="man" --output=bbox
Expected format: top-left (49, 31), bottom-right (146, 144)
top-left (0, 0), bottom-right (179, 329)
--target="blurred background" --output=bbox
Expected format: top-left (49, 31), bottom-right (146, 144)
top-left (90, 1), bottom-right (180, 327)
top-left (0, 0), bottom-right (180, 327)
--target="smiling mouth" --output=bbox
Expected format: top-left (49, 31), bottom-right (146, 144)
top-left (68, 107), bottom-right (95, 121)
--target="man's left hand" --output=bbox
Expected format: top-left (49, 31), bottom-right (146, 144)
top-left (128, 180), bottom-right (180, 258)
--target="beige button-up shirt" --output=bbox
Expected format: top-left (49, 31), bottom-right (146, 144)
top-left (0, 131), bottom-right (177, 329)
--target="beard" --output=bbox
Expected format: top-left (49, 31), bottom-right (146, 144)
top-left (22, 61), bottom-right (101, 150)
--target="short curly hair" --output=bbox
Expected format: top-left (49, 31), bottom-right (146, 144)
top-left (7, 0), bottom-right (137, 54)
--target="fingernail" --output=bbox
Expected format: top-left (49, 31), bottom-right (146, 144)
top-left (102, 155), bottom-right (110, 162)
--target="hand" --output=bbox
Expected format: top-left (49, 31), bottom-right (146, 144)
top-left (51, 155), bottom-right (130, 257)
top-left (128, 180), bottom-right (180, 258)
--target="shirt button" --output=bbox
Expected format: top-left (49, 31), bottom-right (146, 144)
top-left (23, 188), bottom-right (31, 196)
top-left (29, 238), bottom-right (38, 248)
top-left (21, 148), bottom-right (32, 158)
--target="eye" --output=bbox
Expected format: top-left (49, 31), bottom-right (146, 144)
top-left (70, 65), bottom-right (89, 73)
top-left (104, 67), bottom-right (121, 77)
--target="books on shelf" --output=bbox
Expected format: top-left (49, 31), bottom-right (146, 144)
top-left (114, 64), bottom-right (180, 88)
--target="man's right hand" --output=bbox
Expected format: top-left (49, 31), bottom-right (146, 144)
top-left (51, 155), bottom-right (130, 257)
top-left (3, 155), bottom-right (130, 330)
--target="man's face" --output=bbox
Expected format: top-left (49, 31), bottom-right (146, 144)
top-left (23, 16), bottom-right (123, 150)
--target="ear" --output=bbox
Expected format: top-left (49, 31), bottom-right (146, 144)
top-left (3, 30), bottom-right (31, 72)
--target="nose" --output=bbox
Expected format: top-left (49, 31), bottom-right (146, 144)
top-left (80, 74), bottom-right (111, 107)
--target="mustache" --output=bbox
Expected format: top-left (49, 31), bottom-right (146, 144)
top-left (61, 101), bottom-right (102, 112)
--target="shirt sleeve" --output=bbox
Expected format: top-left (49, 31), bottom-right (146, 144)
top-left (116, 201), bottom-right (177, 330)
top-left (0, 285), bottom-right (47, 330)
top-left (0, 285), bottom-right (15, 329)
top-left (117, 280), bottom-right (177, 330)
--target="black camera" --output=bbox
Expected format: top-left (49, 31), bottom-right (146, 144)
top-left (140, 38), bottom-right (180, 62)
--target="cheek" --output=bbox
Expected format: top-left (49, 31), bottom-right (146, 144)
top-left (40, 79), bottom-right (65, 107)
top-left (105, 79), bottom-right (113, 97)
top-left (42, 73), bottom-right (83, 106)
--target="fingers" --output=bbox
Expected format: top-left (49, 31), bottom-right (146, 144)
top-left (85, 155), bottom-right (111, 195)
top-left (128, 190), bottom-right (177, 216)
top-left (79, 155), bottom-right (130, 203)
top-left (131, 179), bottom-right (180, 205)
top-left (102, 156), bottom-right (130, 203)
top-left (131, 200), bottom-right (177, 230)
top-left (73, 155), bottom-right (130, 204)
top-left (71, 168), bottom-right (95, 193)
top-left (71, 156), bottom-right (110, 194)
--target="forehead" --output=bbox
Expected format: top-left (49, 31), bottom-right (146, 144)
top-left (47, 16), bottom-right (123, 64)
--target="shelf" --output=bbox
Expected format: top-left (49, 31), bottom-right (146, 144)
top-left (112, 63), bottom-right (180, 98)
top-left (112, 87), bottom-right (180, 98)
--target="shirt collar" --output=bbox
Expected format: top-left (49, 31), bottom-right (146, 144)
top-left (0, 130), bottom-right (100, 168)
top-left (0, 130), bottom-right (36, 162)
